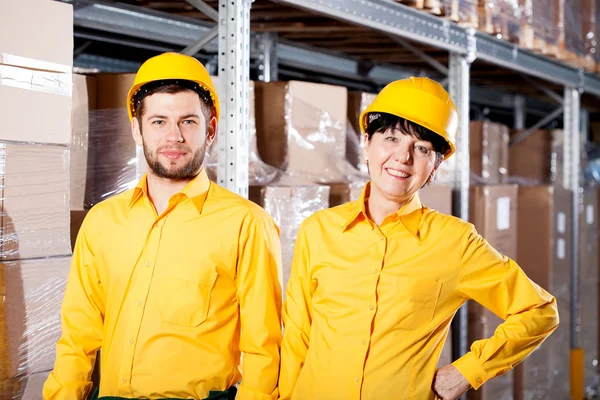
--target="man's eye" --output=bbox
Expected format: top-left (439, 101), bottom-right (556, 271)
top-left (152, 120), bottom-right (164, 125)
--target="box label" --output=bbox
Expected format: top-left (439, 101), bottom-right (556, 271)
top-left (557, 212), bottom-right (566, 234)
top-left (557, 238), bottom-right (566, 260)
top-left (586, 205), bottom-right (594, 225)
top-left (496, 197), bottom-right (511, 231)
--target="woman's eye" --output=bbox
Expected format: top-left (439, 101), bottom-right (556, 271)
top-left (385, 136), bottom-right (398, 142)
top-left (416, 145), bottom-right (429, 154)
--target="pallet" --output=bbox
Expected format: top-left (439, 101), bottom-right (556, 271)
top-left (396, 0), bottom-right (450, 17)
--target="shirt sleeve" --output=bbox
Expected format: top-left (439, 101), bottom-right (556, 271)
top-left (279, 222), bottom-right (316, 400)
top-left (236, 214), bottom-right (283, 400)
top-left (452, 225), bottom-right (559, 390)
top-left (43, 215), bottom-right (105, 400)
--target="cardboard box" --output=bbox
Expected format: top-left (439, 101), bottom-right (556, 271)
top-left (88, 74), bottom-right (144, 206)
top-left (1, 257), bottom-right (70, 379)
top-left (420, 184), bottom-right (453, 215)
top-left (508, 130), bottom-right (553, 184)
top-left (250, 185), bottom-right (329, 291)
top-left (327, 182), bottom-right (365, 207)
top-left (0, 0), bottom-right (73, 67)
top-left (347, 92), bottom-right (376, 169)
top-left (580, 187), bottom-right (599, 392)
top-left (514, 185), bottom-right (572, 399)
top-left (470, 121), bottom-right (509, 185)
top-left (254, 81), bottom-right (348, 184)
top-left (71, 74), bottom-right (97, 211)
top-left (0, 60), bottom-right (72, 145)
top-left (1, 143), bottom-right (71, 260)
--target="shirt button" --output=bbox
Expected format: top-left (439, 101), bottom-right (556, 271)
top-left (136, 300), bottom-right (142, 306)
top-left (379, 236), bottom-right (384, 241)
top-left (476, 377), bottom-right (482, 385)
top-left (128, 339), bottom-right (133, 345)
top-left (121, 378), bottom-right (126, 384)
top-left (145, 261), bottom-right (151, 267)
top-left (369, 305), bottom-right (374, 311)
top-left (362, 340), bottom-right (367, 345)
top-left (372, 268), bottom-right (378, 274)
top-left (354, 376), bottom-right (360, 383)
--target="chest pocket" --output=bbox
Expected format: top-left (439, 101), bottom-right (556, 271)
top-left (156, 268), bottom-right (218, 328)
top-left (396, 278), bottom-right (441, 331)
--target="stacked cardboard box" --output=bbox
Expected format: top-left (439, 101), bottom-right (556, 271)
top-left (508, 129), bottom-right (554, 184)
top-left (581, 0), bottom-right (597, 72)
top-left (467, 185), bottom-right (518, 400)
top-left (556, 0), bottom-right (586, 68)
top-left (580, 187), bottom-right (599, 394)
top-left (513, 185), bottom-right (572, 399)
top-left (346, 91), bottom-right (376, 171)
top-left (0, 0), bottom-right (74, 395)
top-left (478, 0), bottom-right (522, 44)
top-left (470, 121), bottom-right (510, 185)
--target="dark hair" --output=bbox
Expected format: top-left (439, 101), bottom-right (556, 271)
top-left (134, 81), bottom-right (212, 123)
top-left (365, 112), bottom-right (449, 165)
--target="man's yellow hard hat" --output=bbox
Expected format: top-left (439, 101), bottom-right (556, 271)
top-left (127, 52), bottom-right (220, 122)
top-left (359, 77), bottom-right (458, 159)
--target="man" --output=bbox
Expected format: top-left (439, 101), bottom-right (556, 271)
top-left (279, 77), bottom-right (559, 399)
top-left (43, 52), bottom-right (283, 400)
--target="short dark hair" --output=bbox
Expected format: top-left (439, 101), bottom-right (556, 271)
top-left (365, 112), bottom-right (449, 165)
top-left (134, 82), bottom-right (212, 123)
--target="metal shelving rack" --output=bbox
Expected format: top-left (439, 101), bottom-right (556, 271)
top-left (67, 0), bottom-right (594, 393)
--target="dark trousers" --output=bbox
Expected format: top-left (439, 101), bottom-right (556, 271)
top-left (90, 386), bottom-right (237, 400)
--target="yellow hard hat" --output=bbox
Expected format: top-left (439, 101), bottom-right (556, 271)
top-left (359, 77), bottom-right (458, 159)
top-left (127, 52), bottom-right (220, 122)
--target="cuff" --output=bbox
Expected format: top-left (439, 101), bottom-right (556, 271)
top-left (452, 351), bottom-right (488, 390)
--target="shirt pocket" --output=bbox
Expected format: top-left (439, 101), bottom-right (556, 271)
top-left (157, 268), bottom-right (218, 328)
top-left (396, 278), bottom-right (441, 331)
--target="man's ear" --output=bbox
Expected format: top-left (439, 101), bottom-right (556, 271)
top-left (206, 116), bottom-right (217, 147)
top-left (132, 116), bottom-right (143, 146)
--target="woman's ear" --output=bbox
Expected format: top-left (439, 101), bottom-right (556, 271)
top-left (362, 133), bottom-right (370, 164)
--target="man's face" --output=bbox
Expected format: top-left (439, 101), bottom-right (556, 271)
top-left (132, 90), bottom-right (216, 181)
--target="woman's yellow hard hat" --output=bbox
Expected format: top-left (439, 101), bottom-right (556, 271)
top-left (359, 77), bottom-right (458, 159)
top-left (127, 52), bottom-right (220, 122)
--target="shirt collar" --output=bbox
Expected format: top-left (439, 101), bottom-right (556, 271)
top-left (129, 168), bottom-right (211, 214)
top-left (342, 182), bottom-right (423, 239)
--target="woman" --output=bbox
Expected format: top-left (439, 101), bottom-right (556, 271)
top-left (279, 77), bottom-right (558, 400)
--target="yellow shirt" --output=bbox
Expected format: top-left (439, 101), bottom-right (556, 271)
top-left (280, 183), bottom-right (559, 400)
top-left (43, 170), bottom-right (283, 400)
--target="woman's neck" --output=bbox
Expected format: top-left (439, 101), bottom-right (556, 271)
top-left (366, 185), bottom-right (412, 225)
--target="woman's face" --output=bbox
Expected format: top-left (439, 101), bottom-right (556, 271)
top-left (364, 127), bottom-right (440, 202)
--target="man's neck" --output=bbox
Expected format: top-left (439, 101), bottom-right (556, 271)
top-left (146, 172), bottom-right (196, 216)
top-left (366, 186), bottom-right (412, 226)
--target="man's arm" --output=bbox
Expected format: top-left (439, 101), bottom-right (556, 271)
top-left (236, 214), bottom-right (283, 400)
top-left (442, 226), bottom-right (559, 395)
top-left (43, 216), bottom-right (105, 399)
top-left (279, 223), bottom-right (315, 400)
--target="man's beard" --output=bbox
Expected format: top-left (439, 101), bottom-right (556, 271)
top-left (143, 141), bottom-right (206, 180)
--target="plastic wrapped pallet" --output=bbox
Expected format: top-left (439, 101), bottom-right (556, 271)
top-left (556, 0), bottom-right (586, 68)
top-left (347, 91), bottom-right (376, 172)
top-left (468, 185), bottom-right (518, 400)
top-left (478, 0), bottom-right (522, 43)
top-left (519, 0), bottom-right (559, 56)
top-left (581, 0), bottom-right (597, 72)
top-left (514, 185), bottom-right (571, 399)
top-left (452, 0), bottom-right (479, 27)
top-left (254, 81), bottom-right (351, 184)
top-left (396, 0), bottom-right (453, 17)
top-left (249, 185), bottom-right (329, 292)
top-left (0, 257), bottom-right (71, 399)
top-left (470, 121), bottom-right (509, 185)
top-left (580, 187), bottom-right (599, 396)
top-left (0, 143), bottom-right (71, 261)
top-left (86, 73), bottom-right (147, 207)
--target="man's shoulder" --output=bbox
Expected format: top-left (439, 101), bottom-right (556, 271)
top-left (207, 183), bottom-right (275, 224)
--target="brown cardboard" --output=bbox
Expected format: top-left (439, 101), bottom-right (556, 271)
top-left (420, 185), bottom-right (453, 215)
top-left (1, 256), bottom-right (70, 378)
top-left (89, 74), bottom-right (141, 206)
top-left (1, 143), bottom-right (71, 260)
top-left (469, 185), bottom-right (518, 259)
top-left (508, 130), bottom-right (552, 184)
top-left (255, 81), bottom-right (348, 184)
top-left (0, 0), bottom-right (73, 67)
top-left (470, 121), bottom-right (509, 184)
top-left (70, 210), bottom-right (89, 252)
top-left (347, 92), bottom-right (376, 169)
top-left (71, 74), bottom-right (97, 211)
top-left (327, 182), bottom-right (365, 207)
top-left (580, 187), bottom-right (599, 392)
top-left (0, 81), bottom-right (72, 145)
top-left (250, 185), bottom-right (329, 292)
top-left (514, 185), bottom-right (572, 399)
